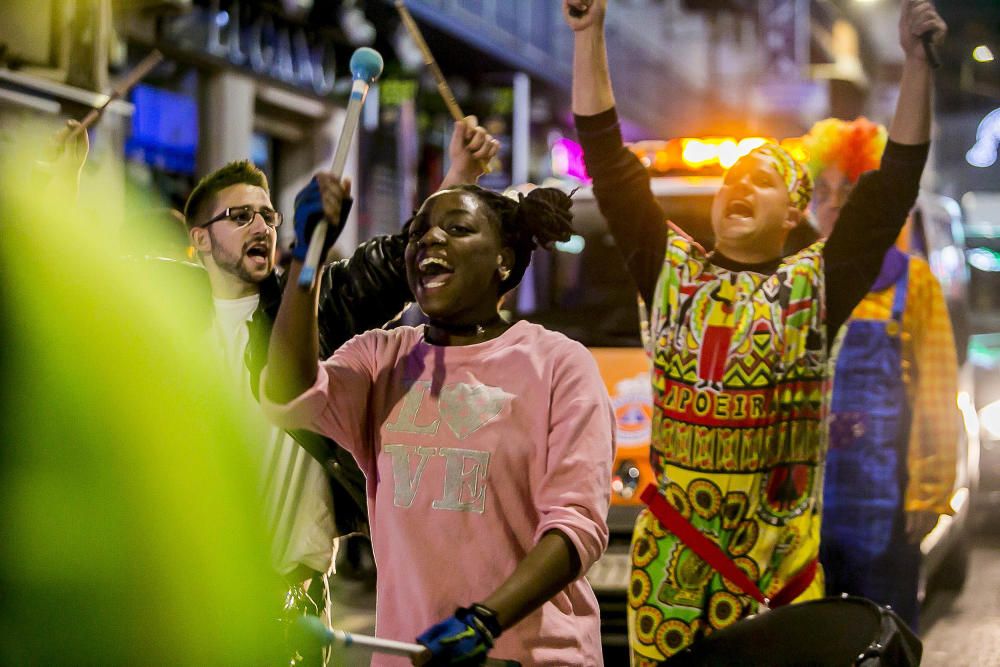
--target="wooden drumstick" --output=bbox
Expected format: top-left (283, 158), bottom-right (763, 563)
top-left (394, 1), bottom-right (492, 174)
top-left (73, 49), bottom-right (164, 136)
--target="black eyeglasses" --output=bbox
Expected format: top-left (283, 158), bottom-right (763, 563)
top-left (202, 205), bottom-right (283, 229)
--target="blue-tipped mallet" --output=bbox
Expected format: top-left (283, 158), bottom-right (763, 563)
top-left (298, 47), bottom-right (384, 289)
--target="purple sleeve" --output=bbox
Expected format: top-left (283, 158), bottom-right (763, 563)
top-left (260, 332), bottom-right (376, 461)
top-left (533, 342), bottom-right (615, 576)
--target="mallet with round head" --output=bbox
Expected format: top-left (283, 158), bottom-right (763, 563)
top-left (298, 47), bottom-right (384, 289)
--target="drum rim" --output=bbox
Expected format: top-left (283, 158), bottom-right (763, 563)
top-left (673, 594), bottom-right (891, 665)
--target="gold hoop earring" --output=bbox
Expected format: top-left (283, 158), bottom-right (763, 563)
top-left (498, 266), bottom-right (511, 281)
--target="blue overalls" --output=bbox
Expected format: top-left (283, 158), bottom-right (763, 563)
top-left (821, 249), bottom-right (922, 629)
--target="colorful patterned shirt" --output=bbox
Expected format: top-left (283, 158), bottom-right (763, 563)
top-left (624, 230), bottom-right (829, 661)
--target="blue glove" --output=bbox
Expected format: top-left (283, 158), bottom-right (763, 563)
top-left (416, 605), bottom-right (501, 666)
top-left (292, 176), bottom-right (352, 262)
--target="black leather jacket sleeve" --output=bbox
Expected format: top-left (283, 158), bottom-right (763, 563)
top-left (252, 233), bottom-right (411, 395)
top-left (316, 233), bottom-right (411, 357)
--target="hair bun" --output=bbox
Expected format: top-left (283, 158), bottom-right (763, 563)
top-left (524, 186), bottom-right (573, 214)
top-left (516, 187), bottom-right (574, 248)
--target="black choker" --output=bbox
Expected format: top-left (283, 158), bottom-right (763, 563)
top-left (426, 315), bottom-right (506, 338)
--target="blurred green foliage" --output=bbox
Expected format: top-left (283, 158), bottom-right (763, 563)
top-left (0, 123), bottom-right (284, 664)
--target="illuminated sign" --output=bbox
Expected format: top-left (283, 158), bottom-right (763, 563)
top-left (550, 137), bottom-right (589, 181)
top-left (164, 2), bottom-right (338, 97)
top-left (967, 108), bottom-right (1000, 168)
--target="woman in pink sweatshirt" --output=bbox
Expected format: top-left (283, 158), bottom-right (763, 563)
top-left (262, 180), bottom-right (614, 666)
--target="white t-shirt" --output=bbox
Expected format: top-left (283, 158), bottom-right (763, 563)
top-left (213, 295), bottom-right (337, 576)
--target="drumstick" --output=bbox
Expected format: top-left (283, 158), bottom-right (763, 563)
top-left (298, 47), bottom-right (383, 289)
top-left (394, 1), bottom-right (492, 174)
top-left (921, 32), bottom-right (941, 69)
top-left (73, 49), bottom-right (164, 135)
top-left (295, 617), bottom-right (521, 667)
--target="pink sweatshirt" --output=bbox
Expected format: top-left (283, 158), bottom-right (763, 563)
top-left (262, 320), bottom-right (613, 666)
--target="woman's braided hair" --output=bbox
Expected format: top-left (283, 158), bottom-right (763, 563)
top-left (449, 184), bottom-right (575, 293)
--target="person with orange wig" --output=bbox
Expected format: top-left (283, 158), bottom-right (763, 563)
top-left (804, 117), bottom-right (959, 631)
top-left (806, 117), bottom-right (888, 238)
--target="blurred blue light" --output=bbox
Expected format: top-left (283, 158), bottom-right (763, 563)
top-left (555, 235), bottom-right (586, 254)
top-left (967, 108), bottom-right (1000, 168)
top-left (968, 247), bottom-right (1000, 272)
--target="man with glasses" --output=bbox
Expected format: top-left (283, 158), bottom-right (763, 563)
top-left (189, 189), bottom-right (285, 295)
top-left (182, 119), bottom-right (499, 656)
top-left (184, 160), bottom-right (406, 637)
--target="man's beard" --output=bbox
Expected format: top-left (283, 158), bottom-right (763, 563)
top-left (208, 228), bottom-right (271, 284)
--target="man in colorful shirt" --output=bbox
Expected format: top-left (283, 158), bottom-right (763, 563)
top-left (804, 117), bottom-right (958, 630)
top-left (563, 0), bottom-right (946, 661)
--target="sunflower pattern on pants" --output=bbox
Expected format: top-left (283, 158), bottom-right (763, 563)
top-left (627, 472), bottom-right (825, 661)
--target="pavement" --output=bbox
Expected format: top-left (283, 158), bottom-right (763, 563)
top-left (327, 563), bottom-right (378, 666)
top-left (921, 531), bottom-right (1000, 666)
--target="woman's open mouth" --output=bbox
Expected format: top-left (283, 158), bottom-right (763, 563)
top-left (418, 256), bottom-right (455, 289)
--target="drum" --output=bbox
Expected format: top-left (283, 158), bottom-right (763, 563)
top-left (667, 596), bottom-right (921, 666)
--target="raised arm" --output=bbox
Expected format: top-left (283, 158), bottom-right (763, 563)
top-left (566, 0), bottom-right (614, 116)
top-left (888, 0), bottom-right (945, 146)
top-left (565, 0), bottom-right (668, 306)
top-left (439, 115), bottom-right (500, 190)
top-left (823, 0), bottom-right (945, 335)
top-left (266, 177), bottom-right (350, 404)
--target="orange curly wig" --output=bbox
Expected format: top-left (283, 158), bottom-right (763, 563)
top-left (802, 117), bottom-right (888, 185)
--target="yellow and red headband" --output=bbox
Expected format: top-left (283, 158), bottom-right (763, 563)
top-left (746, 143), bottom-right (813, 212)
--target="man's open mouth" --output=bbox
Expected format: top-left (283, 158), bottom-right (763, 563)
top-left (418, 256), bottom-right (455, 289)
top-left (245, 242), bottom-right (270, 262)
top-left (725, 199), bottom-right (754, 218)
